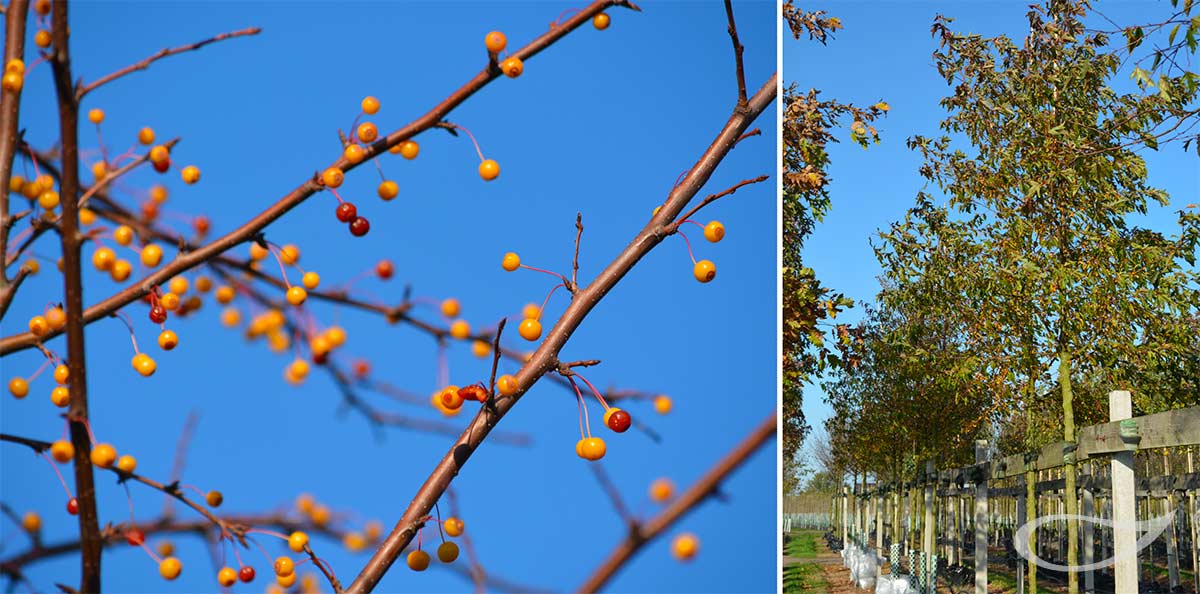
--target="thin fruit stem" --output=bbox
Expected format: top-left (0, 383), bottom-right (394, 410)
top-left (124, 482), bottom-right (136, 523)
top-left (373, 156), bottom-right (386, 181)
top-left (329, 188), bottom-right (346, 204)
top-left (538, 283), bottom-right (564, 318)
top-left (437, 341), bottom-right (449, 389)
top-left (519, 264), bottom-right (570, 286)
top-left (447, 123), bottom-right (485, 162)
top-left (95, 124), bottom-right (111, 167)
top-left (574, 372), bottom-right (611, 410)
top-left (681, 219), bottom-right (705, 231)
top-left (247, 528), bottom-right (289, 541)
top-left (27, 357), bottom-right (51, 382)
top-left (112, 310), bottom-right (141, 355)
top-left (268, 245), bottom-right (293, 289)
top-left (434, 502), bottom-right (445, 542)
top-left (248, 535), bottom-right (274, 565)
top-left (568, 376), bottom-right (592, 439)
top-left (678, 229), bottom-right (697, 265)
top-left (138, 541), bottom-right (162, 563)
top-left (41, 452), bottom-right (75, 499)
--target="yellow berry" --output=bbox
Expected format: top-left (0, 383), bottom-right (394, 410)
top-left (217, 567), bottom-right (237, 587)
top-left (361, 96), bottom-right (380, 115)
top-left (24, 258), bottom-right (40, 275)
top-left (274, 556), bottom-right (294, 577)
top-left (577, 437), bottom-right (606, 461)
top-left (344, 144), bottom-right (366, 164)
top-left (407, 550), bottom-right (431, 572)
top-left (221, 307), bottom-right (241, 327)
top-left (672, 533), bottom-right (699, 561)
top-left (593, 13), bottom-right (611, 30)
top-left (277, 571), bottom-right (297, 588)
top-left (92, 247), bottom-right (116, 271)
top-left (160, 292), bottom-right (180, 311)
top-left (650, 478), bottom-right (674, 502)
top-left (215, 285), bottom-right (236, 304)
top-left (485, 31), bottom-right (507, 53)
top-left (113, 225), bottom-right (134, 246)
top-left (195, 276), bottom-right (213, 292)
top-left (117, 455), bottom-right (137, 473)
top-left (250, 242), bottom-right (269, 261)
top-left (9, 377), bottom-right (29, 399)
top-left (693, 259), bottom-right (716, 283)
top-left (343, 532), bottom-right (367, 552)
top-left (322, 167), bottom-right (344, 188)
top-left (471, 340), bottom-right (490, 358)
top-left (1, 70), bottom-right (23, 92)
top-left (110, 259), bottom-right (132, 282)
top-left (478, 159), bottom-right (500, 181)
top-left (159, 557), bottom-right (182, 580)
top-left (518, 318), bottom-right (542, 341)
top-left (180, 165), bottom-right (200, 184)
top-left (28, 315), bottom-right (49, 336)
top-left (302, 271), bottom-right (320, 290)
top-left (280, 244), bottom-right (300, 265)
top-left (501, 252), bottom-right (520, 271)
top-left (79, 208), bottom-right (96, 226)
top-left (497, 374), bottom-right (519, 396)
top-left (288, 531), bottom-right (309, 552)
top-left (5, 58), bottom-right (24, 75)
top-left (168, 276), bottom-right (188, 295)
top-left (158, 329), bottom-right (179, 351)
top-left (87, 108), bottom-right (105, 124)
top-left (441, 298), bottom-right (461, 318)
top-left (704, 221), bottom-right (725, 242)
top-left (37, 190), bottom-right (60, 210)
top-left (500, 56), bottom-right (524, 78)
top-left (396, 140), bottom-right (419, 159)
top-left (289, 359), bottom-right (310, 380)
top-left (444, 517), bottom-right (465, 537)
top-left (449, 319), bottom-right (470, 339)
top-left (54, 364), bottom-right (69, 384)
top-left (357, 122), bottom-right (378, 143)
top-left (654, 395), bottom-right (673, 414)
top-left (377, 180), bottom-right (398, 200)
top-left (50, 386), bottom-right (69, 407)
top-left (138, 127), bottom-right (156, 145)
top-left (51, 440), bottom-right (74, 463)
top-left (90, 443), bottom-right (117, 468)
top-left (140, 244), bottom-right (163, 268)
top-left (325, 326), bottom-right (346, 347)
top-left (131, 353), bottom-right (157, 377)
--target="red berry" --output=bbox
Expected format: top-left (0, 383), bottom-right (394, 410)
top-left (376, 259), bottom-right (394, 279)
top-left (67, 498), bottom-right (78, 515)
top-left (238, 566), bottom-right (255, 583)
top-left (153, 159), bottom-right (170, 173)
top-left (149, 305), bottom-right (167, 324)
top-left (349, 217), bottom-right (370, 237)
top-left (313, 351), bottom-right (328, 365)
top-left (607, 409), bottom-right (632, 433)
top-left (336, 202), bottom-right (357, 223)
top-left (126, 528), bottom-right (146, 546)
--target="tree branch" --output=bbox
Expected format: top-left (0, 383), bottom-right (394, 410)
top-left (577, 412), bottom-right (776, 592)
top-left (48, 2), bottom-right (102, 589)
top-left (342, 72), bottom-right (776, 594)
top-left (76, 27), bottom-right (262, 99)
top-left (0, 0), bottom-right (29, 289)
top-left (724, 0), bottom-right (748, 108)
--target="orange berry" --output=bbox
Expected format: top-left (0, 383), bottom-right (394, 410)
top-left (50, 386), bottom-right (69, 407)
top-left (325, 326), bottom-right (346, 347)
top-left (149, 145), bottom-right (169, 166)
top-left (51, 440), bottom-right (74, 463)
top-left (289, 359), bottom-right (309, 380)
top-left (377, 180), bottom-right (398, 200)
top-left (8, 377), bottom-right (29, 399)
top-left (704, 221), bottom-right (725, 242)
top-left (138, 127), bottom-right (156, 145)
top-left (518, 318), bottom-right (542, 341)
top-left (344, 144), bottom-right (366, 164)
top-left (440, 387), bottom-right (464, 410)
top-left (501, 252), bottom-right (520, 271)
top-left (249, 243), bottom-right (269, 261)
top-left (195, 276), bottom-right (213, 292)
top-left (180, 165), bottom-right (200, 184)
top-left (485, 31), bottom-right (507, 53)
top-left (497, 374), bottom-right (519, 396)
top-left (131, 353), bottom-right (157, 377)
top-left (672, 533), bottom-right (699, 561)
top-left (160, 292), bottom-right (180, 311)
top-left (1, 71), bottom-right (23, 92)
top-left (168, 276), bottom-right (188, 295)
top-left (274, 556), bottom-right (294, 577)
top-left (28, 316), bottom-right (49, 336)
top-left (322, 167), bottom-right (344, 188)
top-left (437, 541), bottom-right (459, 563)
top-left (5, 58), bottom-right (23, 75)
top-left (441, 298), bottom-right (461, 318)
top-left (159, 557), bottom-right (182, 580)
top-left (479, 159), bottom-right (500, 181)
top-left (140, 244), bottom-right (163, 268)
top-left (90, 443), bottom-right (117, 468)
top-left (654, 394), bottom-right (673, 414)
top-left (361, 96), bottom-right (380, 114)
top-left (92, 247), bottom-right (116, 271)
top-left (206, 491), bottom-right (223, 507)
top-left (22, 511), bottom-right (41, 532)
top-left (693, 259), bottom-right (716, 283)
top-left (396, 140), bottom-right (419, 159)
top-left (444, 517), bottom-right (465, 537)
top-left (280, 244), bottom-right (300, 265)
top-left (113, 225), bottom-right (134, 246)
top-left (471, 340), bottom-right (490, 358)
top-left (218, 567), bottom-right (237, 587)
top-left (357, 122), bottom-right (378, 143)
top-left (117, 455), bottom-right (137, 473)
top-left (577, 437), bottom-right (606, 461)
top-left (221, 307), bottom-right (241, 327)
top-left (522, 303), bottom-right (541, 320)
top-left (277, 572), bottom-right (297, 588)
top-left (302, 271), bottom-right (320, 290)
top-left (54, 364), bottom-right (69, 384)
top-left (449, 319), bottom-right (470, 339)
top-left (110, 260), bottom-right (132, 282)
top-left (215, 286), bottom-right (236, 304)
top-left (33, 0), bottom-right (49, 14)
top-left (593, 13), bottom-right (611, 30)
top-left (500, 56), bottom-right (523, 78)
top-left (158, 330), bottom-right (179, 350)
top-left (650, 478), bottom-right (675, 502)
top-left (407, 550), bottom-right (431, 572)
top-left (87, 108), bottom-right (105, 124)
top-left (288, 531), bottom-right (309, 552)
top-left (37, 190), bottom-right (60, 210)
top-left (34, 30), bottom-right (51, 49)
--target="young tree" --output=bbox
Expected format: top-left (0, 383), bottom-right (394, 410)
top-left (0, 2), bottom-right (778, 591)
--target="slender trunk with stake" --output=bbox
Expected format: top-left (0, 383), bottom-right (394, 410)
top-left (1060, 351), bottom-right (1079, 594)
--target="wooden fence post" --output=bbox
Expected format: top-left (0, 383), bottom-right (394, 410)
top-left (1188, 447), bottom-right (1199, 594)
top-left (975, 440), bottom-right (988, 594)
top-left (1017, 470), bottom-right (1027, 594)
top-left (1163, 451), bottom-right (1180, 591)
top-left (923, 460), bottom-right (936, 590)
top-left (1081, 460), bottom-right (1095, 593)
top-left (1109, 390), bottom-right (1138, 594)
top-left (877, 490), bottom-right (885, 559)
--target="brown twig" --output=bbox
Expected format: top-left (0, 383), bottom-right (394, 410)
top-left (0, 264), bottom-right (29, 319)
top-left (733, 127), bottom-right (761, 147)
top-left (162, 411), bottom-right (200, 518)
top-left (48, 3), bottom-right (102, 590)
top-left (0, 0), bottom-right (643, 358)
top-left (668, 174), bottom-right (770, 232)
top-left (588, 464), bottom-right (636, 526)
top-left (302, 543), bottom-right (344, 593)
top-left (572, 212), bottom-right (583, 292)
top-left (577, 413), bottom-right (776, 592)
top-left (76, 27), bottom-right (262, 99)
top-left (724, 0), bottom-right (748, 108)
top-left (342, 68), bottom-right (776, 593)
top-left (0, 0), bottom-right (28, 289)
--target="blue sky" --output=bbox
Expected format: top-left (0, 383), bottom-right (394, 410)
top-left (786, 1), bottom-right (1199, 453)
top-left (1, 1), bottom-right (777, 592)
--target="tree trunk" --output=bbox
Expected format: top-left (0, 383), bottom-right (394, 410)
top-left (1060, 351), bottom-right (1079, 594)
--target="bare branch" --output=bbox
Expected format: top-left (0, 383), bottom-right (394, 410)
top-left (0, 0), bottom-right (29, 288)
top-left (668, 174), bottom-right (770, 232)
top-left (77, 27), bottom-right (262, 99)
top-left (724, 0), bottom-right (748, 108)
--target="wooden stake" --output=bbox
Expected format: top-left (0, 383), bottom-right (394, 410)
top-left (1109, 390), bottom-right (1138, 594)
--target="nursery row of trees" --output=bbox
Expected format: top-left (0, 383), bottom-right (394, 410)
top-left (799, 3), bottom-right (1200, 590)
